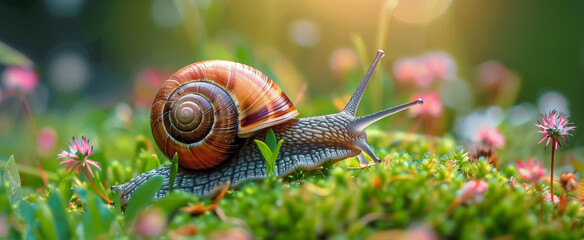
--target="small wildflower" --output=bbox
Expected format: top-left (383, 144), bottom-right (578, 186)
top-left (476, 126), bottom-right (505, 148)
top-left (543, 192), bottom-right (560, 205)
top-left (535, 110), bottom-right (575, 206)
top-left (58, 137), bottom-right (101, 177)
top-left (57, 136), bottom-right (111, 203)
top-left (457, 179), bottom-right (488, 204)
top-left (2, 66), bottom-right (38, 93)
top-left (515, 159), bottom-right (546, 184)
top-left (536, 110), bottom-right (575, 149)
top-left (409, 92), bottom-right (442, 117)
top-left (559, 172), bottom-right (579, 192)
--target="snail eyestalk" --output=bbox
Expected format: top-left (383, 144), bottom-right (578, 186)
top-left (343, 50), bottom-right (385, 116)
top-left (349, 98), bottom-right (423, 133)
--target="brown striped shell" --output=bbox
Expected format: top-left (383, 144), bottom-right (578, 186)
top-left (150, 60), bottom-right (299, 171)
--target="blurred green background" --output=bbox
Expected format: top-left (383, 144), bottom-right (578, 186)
top-left (0, 0), bottom-right (583, 167)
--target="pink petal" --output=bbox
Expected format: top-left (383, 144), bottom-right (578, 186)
top-left (59, 159), bottom-right (78, 165)
top-left (72, 138), bottom-right (82, 153)
top-left (545, 137), bottom-right (551, 148)
top-left (538, 136), bottom-right (547, 144)
top-left (85, 160), bottom-right (102, 170)
top-left (87, 165), bottom-right (95, 178)
top-left (81, 137), bottom-right (90, 155)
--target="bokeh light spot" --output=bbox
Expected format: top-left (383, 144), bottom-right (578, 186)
top-left (43, 0), bottom-right (86, 18)
top-left (49, 50), bottom-right (89, 92)
top-left (329, 48), bottom-right (358, 78)
top-left (439, 78), bottom-right (472, 112)
top-left (151, 0), bottom-right (183, 29)
top-left (289, 20), bottom-right (321, 47)
top-left (538, 91), bottom-right (569, 115)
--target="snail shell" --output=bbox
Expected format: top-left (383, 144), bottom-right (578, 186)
top-left (150, 60), bottom-right (299, 171)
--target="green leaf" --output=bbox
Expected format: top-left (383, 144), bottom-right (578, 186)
top-left (48, 191), bottom-right (73, 240)
top-left (0, 40), bottom-right (33, 66)
top-left (169, 153), bottom-right (179, 193)
top-left (35, 202), bottom-right (58, 240)
top-left (134, 135), bottom-right (150, 159)
top-left (270, 139), bottom-right (284, 165)
top-left (124, 176), bottom-right (165, 226)
top-left (255, 140), bottom-right (273, 160)
top-left (4, 155), bottom-right (22, 204)
top-left (144, 154), bottom-right (161, 172)
top-left (255, 140), bottom-right (274, 177)
top-left (80, 188), bottom-right (112, 238)
top-left (265, 129), bottom-right (278, 151)
top-left (57, 177), bottom-right (74, 205)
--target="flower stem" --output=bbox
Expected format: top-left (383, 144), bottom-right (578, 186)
top-left (83, 167), bottom-right (112, 203)
top-left (550, 143), bottom-right (555, 200)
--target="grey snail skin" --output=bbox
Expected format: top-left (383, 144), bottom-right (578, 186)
top-left (114, 50), bottom-right (423, 205)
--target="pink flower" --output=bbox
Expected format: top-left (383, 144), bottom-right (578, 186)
top-left (58, 136), bottom-right (101, 177)
top-left (37, 127), bottom-right (57, 151)
top-left (458, 180), bottom-right (488, 204)
top-left (393, 58), bottom-right (433, 87)
top-left (535, 110), bottom-right (575, 149)
top-left (422, 52), bottom-right (456, 80)
top-left (476, 126), bottom-right (505, 148)
top-left (2, 66), bottom-right (38, 93)
top-left (515, 159), bottom-right (546, 184)
top-left (543, 192), bottom-right (559, 205)
top-left (409, 92), bottom-right (442, 117)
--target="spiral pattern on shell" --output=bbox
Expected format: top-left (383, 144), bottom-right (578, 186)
top-left (151, 60), bottom-right (299, 171)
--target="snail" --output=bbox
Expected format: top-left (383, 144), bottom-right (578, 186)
top-left (115, 50), bottom-right (422, 205)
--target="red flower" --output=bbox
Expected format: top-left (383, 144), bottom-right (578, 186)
top-left (535, 110), bottom-right (575, 149)
top-left (58, 136), bottom-right (101, 177)
top-left (515, 159), bottom-right (546, 184)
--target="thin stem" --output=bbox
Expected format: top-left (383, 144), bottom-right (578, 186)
top-left (549, 142), bottom-right (556, 219)
top-left (83, 167), bottom-right (112, 203)
top-left (550, 142), bottom-right (555, 200)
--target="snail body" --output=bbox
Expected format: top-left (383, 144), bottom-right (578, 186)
top-left (116, 50), bottom-right (422, 204)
